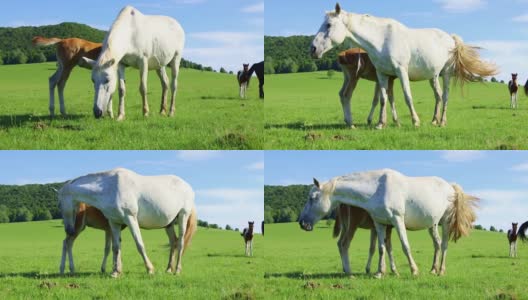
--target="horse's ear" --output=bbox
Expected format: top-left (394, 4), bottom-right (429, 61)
top-left (80, 57), bottom-right (96, 68)
top-left (335, 3), bottom-right (341, 14)
top-left (313, 178), bottom-right (320, 188)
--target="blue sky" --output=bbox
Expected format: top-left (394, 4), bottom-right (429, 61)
top-left (265, 150), bottom-right (528, 231)
top-left (266, 0), bottom-right (528, 81)
top-left (0, 150), bottom-right (263, 233)
top-left (0, 0), bottom-right (263, 72)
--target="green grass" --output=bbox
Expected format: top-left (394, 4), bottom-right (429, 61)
top-left (264, 222), bottom-right (528, 299)
top-left (0, 220), bottom-right (264, 299)
top-left (0, 63), bottom-right (263, 149)
top-left (265, 71), bottom-right (528, 149)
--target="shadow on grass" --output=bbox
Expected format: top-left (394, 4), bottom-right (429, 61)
top-left (0, 114), bottom-right (85, 130)
top-left (207, 253), bottom-right (248, 258)
top-left (264, 271), bottom-right (371, 280)
top-left (265, 122), bottom-right (350, 131)
top-left (0, 271), bottom-right (102, 279)
top-left (200, 96), bottom-right (240, 100)
top-left (470, 254), bottom-right (511, 259)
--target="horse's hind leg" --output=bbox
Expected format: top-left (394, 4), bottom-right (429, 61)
top-left (48, 66), bottom-right (62, 117)
top-left (175, 212), bottom-right (190, 274)
top-left (439, 220), bottom-right (450, 275)
top-left (125, 215), bottom-right (154, 274)
top-left (169, 53), bottom-right (183, 117)
top-left (57, 65), bottom-right (73, 116)
top-left (440, 73), bottom-right (451, 127)
top-left (139, 57), bottom-right (150, 117)
top-left (430, 75), bottom-right (443, 125)
top-left (164, 224), bottom-right (178, 273)
top-left (156, 67), bottom-right (169, 115)
top-left (428, 224), bottom-right (441, 274)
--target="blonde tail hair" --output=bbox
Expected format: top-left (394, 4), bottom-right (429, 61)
top-left (32, 36), bottom-right (62, 47)
top-left (183, 206), bottom-right (197, 254)
top-left (447, 183), bottom-right (479, 242)
top-left (449, 34), bottom-right (499, 88)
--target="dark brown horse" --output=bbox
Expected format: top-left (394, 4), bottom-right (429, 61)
top-left (518, 220), bottom-right (528, 242)
top-left (508, 222), bottom-right (519, 257)
top-left (248, 61), bottom-right (264, 99)
top-left (237, 64), bottom-right (250, 99)
top-left (508, 73), bottom-right (519, 109)
top-left (241, 221), bottom-right (254, 256)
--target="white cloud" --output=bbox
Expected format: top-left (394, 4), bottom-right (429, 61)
top-left (510, 162), bottom-right (528, 171)
top-left (469, 39), bottom-right (528, 82)
top-left (440, 151), bottom-right (486, 162)
top-left (469, 189), bottom-right (528, 231)
top-left (241, 2), bottom-right (264, 13)
top-left (195, 188), bottom-right (262, 204)
top-left (246, 161), bottom-right (264, 171)
top-left (512, 13), bottom-right (528, 23)
top-left (435, 0), bottom-right (485, 13)
top-left (176, 150), bottom-right (221, 161)
top-left (189, 31), bottom-right (262, 46)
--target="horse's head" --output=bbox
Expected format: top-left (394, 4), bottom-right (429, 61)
top-left (299, 178), bottom-right (333, 231)
top-left (81, 56), bottom-right (118, 118)
top-left (311, 3), bottom-right (349, 59)
top-left (248, 221), bottom-right (254, 229)
top-left (57, 189), bottom-right (80, 236)
top-left (243, 64), bottom-right (249, 72)
top-left (513, 222), bottom-right (518, 230)
top-left (512, 73), bottom-right (518, 80)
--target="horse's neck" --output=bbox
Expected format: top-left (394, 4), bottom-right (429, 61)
top-left (102, 16), bottom-right (134, 64)
top-left (330, 175), bottom-right (376, 209)
top-left (344, 13), bottom-right (395, 56)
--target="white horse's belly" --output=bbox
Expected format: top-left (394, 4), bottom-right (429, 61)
top-left (136, 198), bottom-right (182, 229)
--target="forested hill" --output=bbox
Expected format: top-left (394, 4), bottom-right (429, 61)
top-left (264, 185), bottom-right (312, 224)
top-left (0, 22), bottom-right (214, 71)
top-left (264, 35), bottom-right (347, 74)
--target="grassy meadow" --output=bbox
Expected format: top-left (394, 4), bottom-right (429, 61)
top-left (263, 222), bottom-right (528, 299)
top-left (0, 63), bottom-right (263, 149)
top-left (265, 71), bottom-right (528, 149)
top-left (0, 220), bottom-right (264, 299)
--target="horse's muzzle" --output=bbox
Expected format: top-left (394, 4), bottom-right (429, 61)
top-left (299, 220), bottom-right (313, 231)
top-left (93, 107), bottom-right (103, 119)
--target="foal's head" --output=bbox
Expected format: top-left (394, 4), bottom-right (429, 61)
top-left (511, 73), bottom-right (518, 82)
top-left (248, 221), bottom-right (254, 230)
top-left (243, 64), bottom-right (249, 72)
top-left (512, 222), bottom-right (518, 231)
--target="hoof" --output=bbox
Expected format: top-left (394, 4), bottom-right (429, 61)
top-left (375, 124), bottom-right (385, 130)
top-left (440, 121), bottom-right (447, 127)
top-left (349, 124), bottom-right (356, 129)
top-left (111, 271), bottom-right (121, 278)
top-left (374, 272), bottom-right (383, 279)
top-left (412, 270), bottom-right (419, 276)
top-left (169, 111), bottom-right (175, 117)
top-left (117, 115), bottom-right (125, 121)
top-left (160, 109), bottom-right (167, 116)
top-left (413, 121), bottom-right (421, 128)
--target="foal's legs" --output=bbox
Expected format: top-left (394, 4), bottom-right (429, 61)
top-left (165, 224), bottom-right (178, 273)
top-left (365, 227), bottom-right (376, 274)
top-left (428, 224), bottom-right (442, 274)
top-left (109, 222), bottom-right (123, 277)
top-left (125, 215), bottom-right (154, 274)
top-left (367, 82), bottom-right (380, 126)
top-left (393, 216), bottom-right (419, 275)
top-left (157, 67), bottom-right (169, 115)
top-left (116, 64), bottom-right (126, 121)
top-left (169, 53), bottom-right (183, 117)
top-left (60, 231), bottom-right (81, 274)
top-left (373, 222), bottom-right (387, 278)
top-left (57, 65), bottom-right (73, 116)
top-left (175, 212), bottom-right (190, 274)
top-left (396, 68), bottom-right (420, 127)
top-left (430, 75), bottom-right (443, 125)
top-left (48, 64), bottom-right (63, 117)
top-left (339, 70), bottom-right (357, 127)
top-left (337, 220), bottom-right (355, 274)
top-left (139, 57), bottom-right (150, 117)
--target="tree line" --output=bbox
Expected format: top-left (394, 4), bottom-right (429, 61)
top-left (265, 185), bottom-right (312, 224)
top-left (0, 22), bottom-right (220, 72)
top-left (264, 35), bottom-right (347, 74)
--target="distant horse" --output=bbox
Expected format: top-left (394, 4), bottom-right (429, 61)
top-left (333, 204), bottom-right (397, 275)
top-left (338, 48), bottom-right (398, 127)
top-left (60, 203), bottom-right (126, 274)
top-left (58, 168), bottom-right (197, 277)
top-left (81, 6), bottom-right (185, 120)
top-left (509, 73), bottom-right (519, 109)
top-left (508, 222), bottom-right (519, 257)
top-left (248, 61), bottom-right (264, 99)
top-left (311, 3), bottom-right (498, 128)
top-left (261, 221), bottom-right (264, 237)
top-left (241, 221), bottom-right (254, 256)
top-left (518, 220), bottom-right (528, 242)
top-left (237, 64), bottom-right (250, 99)
top-left (299, 169), bottom-right (478, 277)
top-left (32, 36), bottom-right (102, 117)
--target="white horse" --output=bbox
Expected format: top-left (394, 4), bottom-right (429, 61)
top-left (311, 3), bottom-right (498, 128)
top-left (299, 169), bottom-right (478, 278)
top-left (82, 6), bottom-right (185, 120)
top-left (58, 168), bottom-right (197, 277)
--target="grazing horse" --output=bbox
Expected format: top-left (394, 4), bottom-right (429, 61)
top-left (58, 168), bottom-right (197, 277)
top-left (508, 222), bottom-right (519, 257)
top-left (261, 221), bottom-right (264, 237)
top-left (241, 221), bottom-right (254, 256)
top-left (311, 3), bottom-right (498, 128)
top-left (32, 36), bottom-right (102, 117)
top-left (518, 220), bottom-right (528, 242)
top-left (509, 73), bottom-right (519, 109)
top-left (237, 64), bottom-right (250, 99)
top-left (338, 48), bottom-right (398, 127)
top-left (333, 204), bottom-right (397, 275)
top-left (299, 169), bottom-right (478, 277)
top-left (248, 61), bottom-right (264, 99)
top-left (60, 203), bottom-right (126, 274)
top-left (82, 6), bottom-right (185, 120)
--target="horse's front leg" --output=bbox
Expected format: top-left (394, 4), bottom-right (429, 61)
top-left (393, 216), bottom-right (419, 276)
top-left (375, 72), bottom-right (390, 129)
top-left (373, 222), bottom-right (387, 278)
top-left (395, 68), bottom-right (420, 127)
top-left (117, 64), bottom-right (126, 121)
top-left (139, 58), bottom-right (150, 117)
top-left (125, 215), bottom-right (154, 274)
